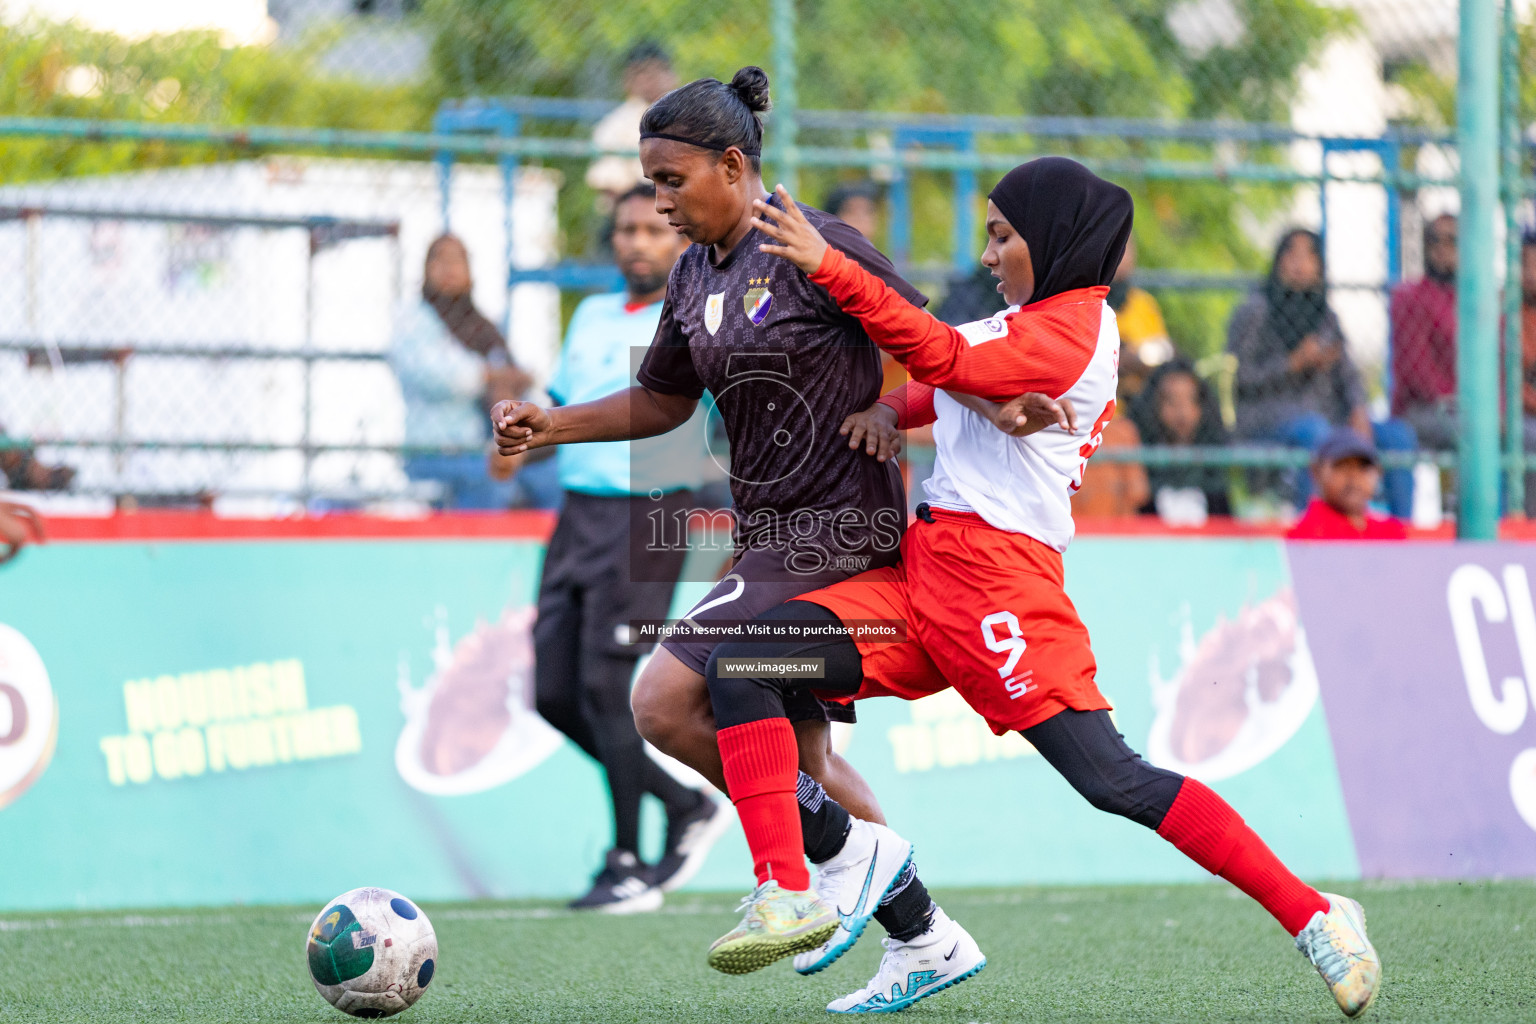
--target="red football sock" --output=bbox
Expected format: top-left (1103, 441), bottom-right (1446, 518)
top-left (717, 718), bottom-right (808, 891)
top-left (1156, 778), bottom-right (1329, 935)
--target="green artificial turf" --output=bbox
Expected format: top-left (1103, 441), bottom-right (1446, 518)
top-left (1, 880), bottom-right (1531, 1023)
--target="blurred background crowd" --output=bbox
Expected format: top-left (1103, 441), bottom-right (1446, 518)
top-left (0, 0), bottom-right (1528, 534)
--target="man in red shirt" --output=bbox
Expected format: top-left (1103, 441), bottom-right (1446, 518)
top-left (1287, 429), bottom-right (1409, 539)
top-left (1390, 214), bottom-right (1458, 448)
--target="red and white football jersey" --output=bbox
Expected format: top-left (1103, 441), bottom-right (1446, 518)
top-left (923, 301), bottom-right (1119, 550)
top-left (809, 246), bottom-right (1120, 552)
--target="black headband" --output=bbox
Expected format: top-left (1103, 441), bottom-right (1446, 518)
top-left (640, 131), bottom-right (761, 157)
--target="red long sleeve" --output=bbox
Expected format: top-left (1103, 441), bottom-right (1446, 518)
top-left (810, 246), bottom-right (1104, 401)
top-left (875, 381), bottom-right (937, 429)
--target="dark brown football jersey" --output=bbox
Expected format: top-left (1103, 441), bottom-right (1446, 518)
top-left (638, 198), bottom-right (926, 579)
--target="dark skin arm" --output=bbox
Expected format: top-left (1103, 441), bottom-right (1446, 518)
top-left (840, 393), bottom-right (1080, 463)
top-left (492, 386), bottom-right (697, 455)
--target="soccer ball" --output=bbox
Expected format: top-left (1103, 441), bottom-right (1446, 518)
top-left (306, 887), bottom-right (438, 1018)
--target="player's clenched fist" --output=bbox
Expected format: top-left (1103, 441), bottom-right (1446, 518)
top-left (491, 399), bottom-right (555, 455)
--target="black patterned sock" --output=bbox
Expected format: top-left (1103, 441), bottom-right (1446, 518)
top-left (873, 860), bottom-right (935, 942)
top-left (796, 771), bottom-right (852, 863)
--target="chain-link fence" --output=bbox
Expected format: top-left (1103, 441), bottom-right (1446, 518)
top-left (0, 1), bottom-right (1525, 527)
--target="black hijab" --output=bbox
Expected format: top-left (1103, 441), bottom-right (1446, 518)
top-left (422, 235), bottom-right (506, 359)
top-left (1263, 228), bottom-right (1329, 351)
top-left (987, 157), bottom-right (1134, 307)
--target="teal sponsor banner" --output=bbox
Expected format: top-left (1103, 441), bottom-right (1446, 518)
top-left (0, 536), bottom-right (1356, 911)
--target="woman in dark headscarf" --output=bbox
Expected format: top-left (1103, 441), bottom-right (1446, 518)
top-left (1132, 357), bottom-right (1233, 518)
top-left (388, 234), bottom-right (534, 508)
top-left (698, 159), bottom-right (1380, 1017)
top-left (1226, 228), bottom-right (1415, 516)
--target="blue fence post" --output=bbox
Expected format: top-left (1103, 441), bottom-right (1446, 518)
top-left (499, 111), bottom-right (521, 336)
top-left (953, 130), bottom-right (977, 275)
top-left (888, 127), bottom-right (913, 269)
top-left (431, 106), bottom-right (454, 231)
top-left (1383, 138), bottom-right (1402, 406)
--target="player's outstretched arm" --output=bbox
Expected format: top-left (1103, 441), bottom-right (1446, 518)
top-left (753, 185), bottom-right (1083, 402)
top-left (946, 392), bottom-right (1079, 437)
top-left (492, 386), bottom-right (696, 455)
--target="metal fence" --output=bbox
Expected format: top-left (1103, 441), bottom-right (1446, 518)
top-left (0, 1), bottom-right (1524, 532)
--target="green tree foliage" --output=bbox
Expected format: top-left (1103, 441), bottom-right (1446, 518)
top-left (0, 17), bottom-right (430, 184)
top-left (422, 0), bottom-right (1346, 356)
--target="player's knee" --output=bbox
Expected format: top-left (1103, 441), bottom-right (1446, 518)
top-left (1074, 773), bottom-right (1140, 818)
top-left (629, 685), bottom-right (673, 750)
top-left (706, 642), bottom-right (792, 729)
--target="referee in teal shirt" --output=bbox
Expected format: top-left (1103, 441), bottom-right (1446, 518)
top-left (534, 184), bottom-right (724, 912)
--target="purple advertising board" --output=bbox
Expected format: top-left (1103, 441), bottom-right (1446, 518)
top-left (1289, 542), bottom-right (1536, 878)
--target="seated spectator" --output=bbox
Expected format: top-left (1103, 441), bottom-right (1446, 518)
top-left (1109, 236), bottom-right (1174, 397)
top-left (0, 498), bottom-right (44, 565)
top-left (1390, 214), bottom-right (1458, 449)
top-left (1286, 429), bottom-right (1408, 540)
top-left (1132, 359), bottom-right (1232, 520)
top-left (1070, 405), bottom-right (1150, 518)
top-left (1, 425), bottom-right (74, 491)
top-left (586, 41), bottom-right (678, 204)
top-left (823, 180), bottom-right (881, 241)
top-left (1228, 228), bottom-right (1415, 517)
top-left (390, 234), bottom-right (551, 510)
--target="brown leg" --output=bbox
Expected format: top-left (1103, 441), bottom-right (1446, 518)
top-left (631, 646), bottom-right (728, 790)
top-left (793, 719), bottom-right (886, 825)
top-left (633, 648), bottom-right (887, 826)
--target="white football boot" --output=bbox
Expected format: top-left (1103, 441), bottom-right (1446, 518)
top-left (827, 906), bottom-right (986, 1013)
top-left (1295, 893), bottom-right (1382, 1017)
top-left (790, 819), bottom-right (913, 975)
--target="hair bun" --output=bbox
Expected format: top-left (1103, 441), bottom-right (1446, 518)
top-left (728, 66), bottom-right (772, 115)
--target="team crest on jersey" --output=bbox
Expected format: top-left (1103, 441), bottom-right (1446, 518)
top-left (957, 316), bottom-right (1008, 347)
top-left (743, 277), bottom-right (773, 326)
top-left (704, 292), bottom-right (725, 335)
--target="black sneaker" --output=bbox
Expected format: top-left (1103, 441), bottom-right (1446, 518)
top-left (568, 849), bottom-right (662, 913)
top-left (649, 795), bottom-right (731, 893)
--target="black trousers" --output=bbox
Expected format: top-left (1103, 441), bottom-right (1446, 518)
top-left (534, 490), bottom-right (700, 855)
top-left (706, 601), bottom-right (1186, 829)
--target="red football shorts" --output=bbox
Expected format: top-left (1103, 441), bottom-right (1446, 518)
top-left (797, 508), bottom-right (1109, 734)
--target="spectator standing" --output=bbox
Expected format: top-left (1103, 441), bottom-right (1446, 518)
top-left (1390, 214), bottom-right (1459, 449)
top-left (1286, 429), bottom-right (1409, 540)
top-left (586, 42), bottom-right (679, 202)
top-left (1109, 236), bottom-right (1174, 397)
top-left (532, 183), bottom-right (725, 912)
top-left (1132, 359), bottom-right (1233, 519)
top-left (1228, 228), bottom-right (1415, 516)
top-left (390, 235), bottom-right (543, 510)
